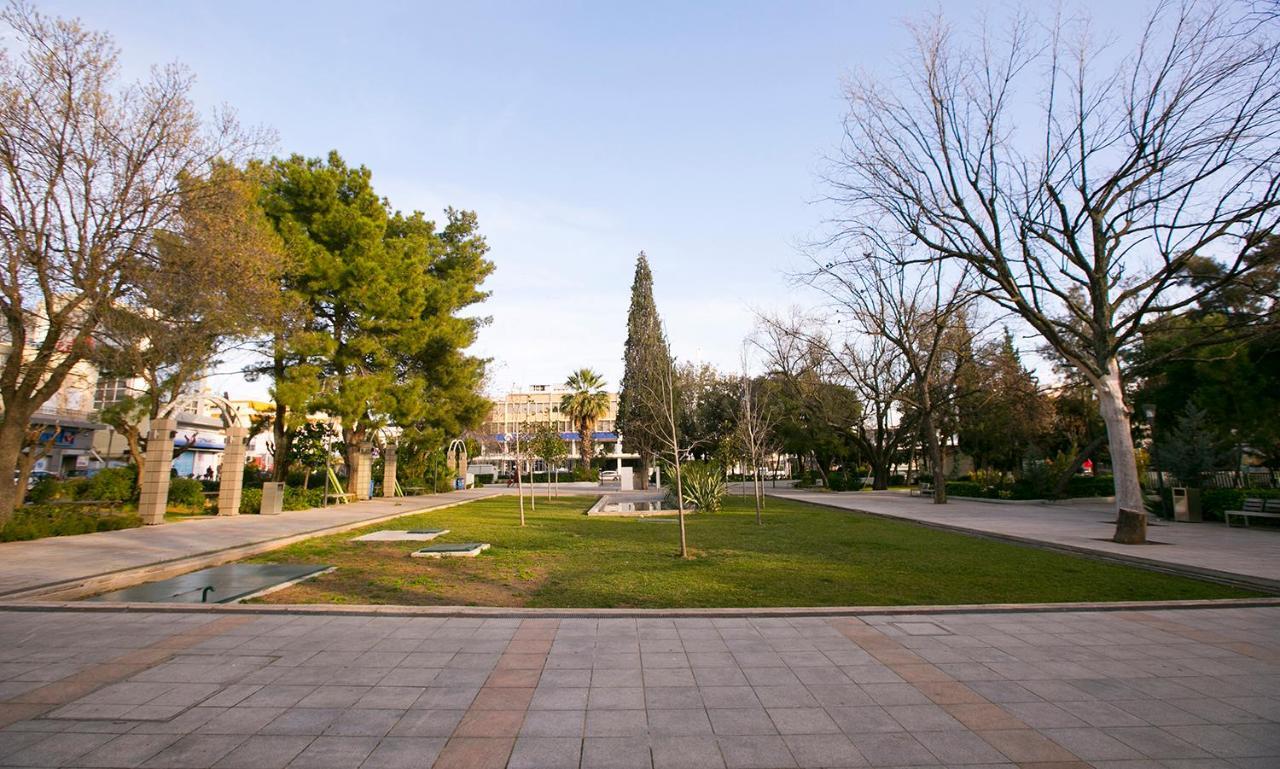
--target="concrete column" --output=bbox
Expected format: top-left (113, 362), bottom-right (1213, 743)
top-left (353, 441), bottom-right (373, 500)
top-left (138, 418), bottom-right (176, 525)
top-left (217, 425), bottom-right (248, 516)
top-left (382, 445), bottom-right (397, 498)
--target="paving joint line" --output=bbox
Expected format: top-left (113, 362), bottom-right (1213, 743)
top-left (0, 614), bottom-right (252, 729)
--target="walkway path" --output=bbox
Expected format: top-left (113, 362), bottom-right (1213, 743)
top-left (769, 489), bottom-right (1280, 591)
top-left (0, 490), bottom-right (495, 601)
top-left (0, 604), bottom-right (1276, 768)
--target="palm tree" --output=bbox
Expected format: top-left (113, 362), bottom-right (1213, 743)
top-left (561, 368), bottom-right (610, 473)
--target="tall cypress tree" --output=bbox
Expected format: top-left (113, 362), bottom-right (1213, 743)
top-left (617, 252), bottom-right (668, 489)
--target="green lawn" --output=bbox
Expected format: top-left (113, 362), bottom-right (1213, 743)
top-left (244, 494), bottom-right (1259, 607)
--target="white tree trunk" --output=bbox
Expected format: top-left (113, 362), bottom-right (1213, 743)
top-left (1095, 359), bottom-right (1146, 544)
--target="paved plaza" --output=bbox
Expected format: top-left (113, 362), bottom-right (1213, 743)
top-left (768, 489), bottom-right (1280, 591)
top-left (0, 605), bottom-right (1277, 768)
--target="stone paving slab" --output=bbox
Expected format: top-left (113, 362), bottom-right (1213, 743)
top-left (0, 605), bottom-right (1276, 768)
top-left (0, 490), bottom-right (496, 601)
top-left (768, 488), bottom-right (1280, 591)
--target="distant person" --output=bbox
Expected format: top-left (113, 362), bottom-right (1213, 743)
top-left (203, 466), bottom-right (214, 481)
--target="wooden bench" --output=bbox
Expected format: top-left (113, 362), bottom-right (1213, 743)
top-left (911, 482), bottom-right (933, 497)
top-left (1225, 498), bottom-right (1280, 527)
top-left (324, 492), bottom-right (355, 504)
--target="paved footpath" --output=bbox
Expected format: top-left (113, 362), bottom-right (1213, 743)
top-left (0, 490), bottom-right (496, 601)
top-left (0, 605), bottom-right (1276, 768)
top-left (768, 489), bottom-right (1280, 591)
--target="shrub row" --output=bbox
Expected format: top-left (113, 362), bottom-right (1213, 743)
top-left (1199, 488), bottom-right (1280, 522)
top-left (1, 505), bottom-right (141, 542)
top-left (944, 475), bottom-right (1116, 501)
top-left (826, 470), bottom-right (865, 492)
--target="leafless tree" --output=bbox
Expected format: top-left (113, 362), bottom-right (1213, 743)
top-left (734, 350), bottom-right (778, 524)
top-left (634, 322), bottom-right (690, 558)
top-left (829, 2), bottom-right (1280, 542)
top-left (0, 2), bottom-right (259, 517)
top-left (803, 249), bottom-right (976, 503)
top-left (756, 311), bottom-right (916, 490)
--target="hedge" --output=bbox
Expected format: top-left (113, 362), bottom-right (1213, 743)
top-left (1, 505), bottom-right (140, 542)
top-left (945, 476), bottom-right (1116, 501)
top-left (827, 470), bottom-right (865, 492)
top-left (1200, 487), bottom-right (1280, 522)
top-left (167, 478), bottom-right (207, 508)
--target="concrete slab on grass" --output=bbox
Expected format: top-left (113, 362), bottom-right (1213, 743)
top-left (411, 543), bottom-right (490, 558)
top-left (85, 563), bottom-right (332, 604)
top-left (352, 529), bottom-right (450, 542)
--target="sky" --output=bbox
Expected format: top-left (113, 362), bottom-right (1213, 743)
top-left (41, 0), bottom-right (1150, 399)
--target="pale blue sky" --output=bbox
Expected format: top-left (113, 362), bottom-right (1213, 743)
top-left (43, 0), bottom-right (1148, 397)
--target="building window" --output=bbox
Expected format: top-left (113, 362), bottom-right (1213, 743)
top-left (93, 377), bottom-right (132, 411)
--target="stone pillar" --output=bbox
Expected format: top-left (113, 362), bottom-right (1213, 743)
top-left (382, 445), bottom-right (397, 498)
top-left (138, 418), bottom-right (177, 525)
top-left (217, 425), bottom-right (248, 516)
top-left (353, 442), bottom-right (373, 500)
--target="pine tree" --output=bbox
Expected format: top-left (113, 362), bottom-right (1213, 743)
top-left (616, 252), bottom-right (668, 489)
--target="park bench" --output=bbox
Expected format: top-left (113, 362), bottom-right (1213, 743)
top-left (912, 482), bottom-right (933, 497)
top-left (324, 491), bottom-right (355, 504)
top-left (1225, 498), bottom-right (1280, 527)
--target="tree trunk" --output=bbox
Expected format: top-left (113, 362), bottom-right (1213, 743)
top-left (871, 462), bottom-right (889, 491)
top-left (1051, 433), bottom-right (1108, 498)
top-left (921, 411), bottom-right (947, 505)
top-left (580, 422), bottom-right (594, 472)
top-left (637, 456), bottom-right (649, 490)
top-left (753, 466), bottom-right (763, 525)
top-left (1095, 360), bottom-right (1146, 544)
top-left (271, 399), bottom-right (291, 483)
top-left (0, 412), bottom-right (35, 520)
top-left (674, 452), bottom-right (688, 558)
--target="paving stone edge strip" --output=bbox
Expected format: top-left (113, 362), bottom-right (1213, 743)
top-left (2, 596), bottom-right (1277, 618)
top-left (0, 615), bottom-right (253, 729)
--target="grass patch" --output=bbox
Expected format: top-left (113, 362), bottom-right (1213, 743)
top-left (243, 494), bottom-right (1260, 607)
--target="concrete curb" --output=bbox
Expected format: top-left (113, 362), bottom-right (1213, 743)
top-left (777, 495), bottom-right (1280, 594)
top-left (0, 492), bottom-right (499, 602)
top-left (1, 597), bottom-right (1278, 619)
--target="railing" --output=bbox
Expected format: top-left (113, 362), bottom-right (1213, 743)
top-left (1146, 469), bottom-right (1278, 489)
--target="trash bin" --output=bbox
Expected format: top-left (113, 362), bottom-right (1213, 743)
top-left (1171, 487), bottom-right (1202, 522)
top-left (260, 482), bottom-right (286, 516)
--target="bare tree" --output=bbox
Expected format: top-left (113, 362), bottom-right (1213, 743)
top-left (0, 3), bottom-right (257, 517)
top-left (757, 312), bottom-right (917, 489)
top-left (829, 2), bottom-right (1280, 542)
top-left (804, 250), bottom-right (975, 503)
top-left (91, 164), bottom-right (284, 478)
top-left (735, 351), bottom-right (778, 524)
top-left (635, 322), bottom-right (691, 558)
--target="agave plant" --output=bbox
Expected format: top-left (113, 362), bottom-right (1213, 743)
top-left (665, 461), bottom-right (727, 512)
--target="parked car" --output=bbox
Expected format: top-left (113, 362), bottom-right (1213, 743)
top-left (599, 469), bottom-right (620, 482)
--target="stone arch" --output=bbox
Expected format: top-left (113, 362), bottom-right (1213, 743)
top-left (139, 395), bottom-right (250, 524)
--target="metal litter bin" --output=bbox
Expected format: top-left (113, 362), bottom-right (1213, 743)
top-left (1171, 487), bottom-right (1202, 522)
top-left (260, 482), bottom-right (285, 515)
